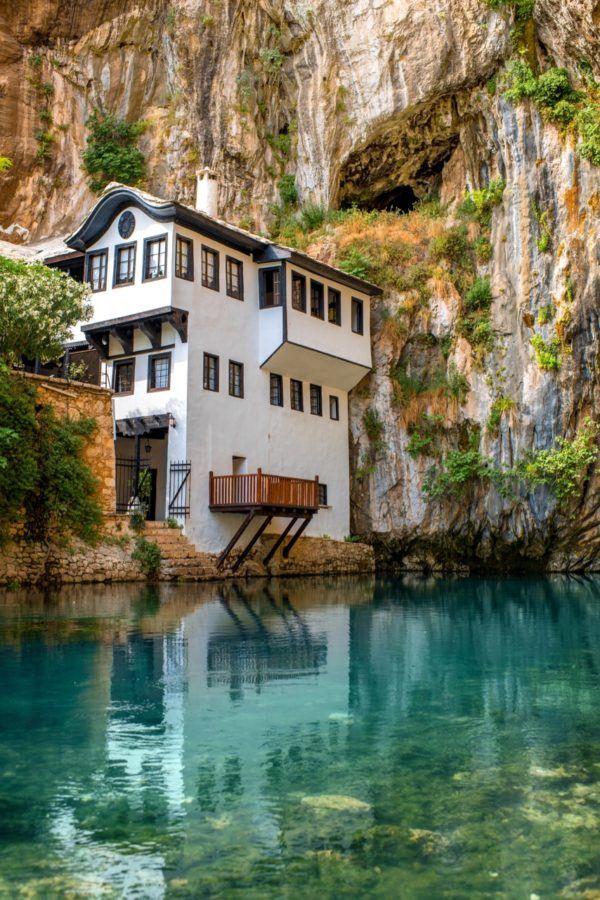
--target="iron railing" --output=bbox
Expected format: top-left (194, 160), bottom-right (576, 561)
top-left (115, 458), bottom-right (151, 514)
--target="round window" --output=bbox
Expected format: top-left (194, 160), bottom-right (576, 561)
top-left (118, 211), bottom-right (136, 239)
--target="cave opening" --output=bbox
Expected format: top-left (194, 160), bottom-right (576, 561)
top-left (342, 183), bottom-right (419, 214)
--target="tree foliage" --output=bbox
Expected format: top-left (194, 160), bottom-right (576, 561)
top-left (0, 366), bottom-right (101, 544)
top-left (0, 255), bottom-right (91, 365)
top-left (82, 109), bottom-right (146, 194)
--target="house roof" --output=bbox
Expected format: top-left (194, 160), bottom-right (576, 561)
top-left (0, 235), bottom-right (76, 263)
top-left (66, 183), bottom-right (383, 297)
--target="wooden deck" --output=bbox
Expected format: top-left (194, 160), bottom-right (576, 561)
top-left (209, 469), bottom-right (319, 514)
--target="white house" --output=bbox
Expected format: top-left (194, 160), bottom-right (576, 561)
top-left (55, 178), bottom-right (380, 563)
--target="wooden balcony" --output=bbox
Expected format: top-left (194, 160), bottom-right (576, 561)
top-left (209, 469), bottom-right (319, 514)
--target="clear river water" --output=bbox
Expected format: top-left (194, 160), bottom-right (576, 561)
top-left (0, 575), bottom-right (599, 898)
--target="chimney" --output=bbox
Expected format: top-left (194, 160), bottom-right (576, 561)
top-left (195, 167), bottom-right (218, 217)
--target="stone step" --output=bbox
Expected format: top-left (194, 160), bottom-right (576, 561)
top-left (161, 556), bottom-right (213, 569)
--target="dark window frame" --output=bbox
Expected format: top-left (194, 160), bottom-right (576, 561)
top-left (310, 384), bottom-right (322, 417)
top-left (203, 353), bottom-right (219, 391)
top-left (259, 266), bottom-right (282, 309)
top-left (351, 297), bottom-right (364, 335)
top-left (329, 395), bottom-right (340, 421)
top-left (328, 287), bottom-right (342, 326)
top-left (147, 351), bottom-right (171, 392)
top-left (142, 233), bottom-right (168, 283)
top-left (85, 248), bottom-right (108, 293)
top-left (270, 373), bottom-right (283, 407)
top-left (175, 234), bottom-right (194, 281)
top-left (291, 271), bottom-right (307, 312)
top-left (225, 256), bottom-right (244, 300)
top-left (112, 357), bottom-right (135, 395)
top-left (290, 378), bottom-right (303, 412)
top-left (310, 280), bottom-right (325, 319)
top-left (318, 483), bottom-right (328, 507)
top-left (113, 241), bottom-right (137, 288)
top-left (201, 245), bottom-right (220, 291)
top-left (228, 360), bottom-right (244, 398)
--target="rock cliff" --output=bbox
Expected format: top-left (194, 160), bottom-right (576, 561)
top-left (0, 0), bottom-right (599, 570)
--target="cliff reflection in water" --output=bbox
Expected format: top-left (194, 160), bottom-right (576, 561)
top-left (0, 575), bottom-right (599, 897)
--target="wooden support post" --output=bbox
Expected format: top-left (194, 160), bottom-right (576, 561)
top-left (263, 517), bottom-right (298, 565)
top-left (217, 511), bottom-right (256, 570)
top-left (282, 515), bottom-right (312, 559)
top-left (231, 515), bottom-right (273, 573)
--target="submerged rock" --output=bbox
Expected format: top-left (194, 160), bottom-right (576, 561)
top-left (301, 794), bottom-right (372, 813)
top-left (408, 828), bottom-right (450, 855)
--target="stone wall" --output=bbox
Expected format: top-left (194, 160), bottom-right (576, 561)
top-left (20, 372), bottom-right (116, 513)
top-left (0, 516), bottom-right (145, 586)
top-left (0, 525), bottom-right (375, 587)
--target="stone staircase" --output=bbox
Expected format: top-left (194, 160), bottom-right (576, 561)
top-left (143, 522), bottom-right (221, 581)
top-left (142, 521), bottom-right (374, 581)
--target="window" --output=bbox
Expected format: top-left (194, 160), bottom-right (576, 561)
top-left (330, 395), bottom-right (340, 421)
top-left (259, 267), bottom-right (281, 307)
top-left (310, 281), bottom-right (324, 319)
top-left (202, 246), bottom-right (219, 290)
top-left (352, 297), bottom-right (364, 334)
top-left (270, 373), bottom-right (283, 407)
top-left (87, 250), bottom-right (107, 292)
top-left (318, 483), bottom-right (328, 507)
top-left (113, 359), bottom-right (135, 394)
top-left (229, 360), bottom-right (244, 398)
top-left (291, 272), bottom-right (306, 312)
top-left (203, 353), bottom-right (219, 391)
top-left (148, 353), bottom-right (171, 391)
top-left (175, 235), bottom-right (194, 280)
top-left (114, 243), bottom-right (136, 286)
top-left (290, 379), bottom-right (303, 412)
top-left (310, 384), bottom-right (322, 416)
top-left (143, 235), bottom-right (167, 281)
top-left (226, 257), bottom-right (244, 300)
top-left (328, 288), bottom-right (341, 325)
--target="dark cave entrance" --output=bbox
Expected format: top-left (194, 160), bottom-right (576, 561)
top-left (367, 184), bottom-right (419, 213)
top-left (342, 183), bottom-right (419, 214)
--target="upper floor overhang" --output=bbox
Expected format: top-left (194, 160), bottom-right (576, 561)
top-left (66, 184), bottom-right (383, 297)
top-left (82, 306), bottom-right (188, 359)
top-left (260, 340), bottom-right (371, 392)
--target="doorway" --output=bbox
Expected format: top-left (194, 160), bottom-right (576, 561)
top-left (232, 456), bottom-right (247, 475)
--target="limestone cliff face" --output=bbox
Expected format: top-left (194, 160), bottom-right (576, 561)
top-left (0, 0), bottom-right (599, 570)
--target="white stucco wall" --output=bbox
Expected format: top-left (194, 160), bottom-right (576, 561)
top-left (71, 208), bottom-right (178, 342)
top-left (183, 247), bottom-right (355, 551)
top-left (285, 265), bottom-right (372, 371)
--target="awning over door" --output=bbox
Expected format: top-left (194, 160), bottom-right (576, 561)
top-left (115, 414), bottom-right (174, 437)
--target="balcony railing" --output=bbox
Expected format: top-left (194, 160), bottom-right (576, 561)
top-left (209, 469), bottom-right (319, 512)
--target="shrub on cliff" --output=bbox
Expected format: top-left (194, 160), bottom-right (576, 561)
top-left (504, 63), bottom-right (600, 167)
top-left (0, 255), bottom-right (91, 365)
top-left (82, 109), bottom-right (146, 194)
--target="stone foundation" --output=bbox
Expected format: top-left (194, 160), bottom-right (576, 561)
top-left (0, 517), bottom-right (145, 587)
top-left (0, 520), bottom-right (375, 588)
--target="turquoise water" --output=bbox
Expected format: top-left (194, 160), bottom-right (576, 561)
top-left (0, 576), bottom-right (599, 898)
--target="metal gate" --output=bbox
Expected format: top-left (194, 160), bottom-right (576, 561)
top-left (168, 461), bottom-right (191, 518)
top-left (115, 458), bottom-right (152, 514)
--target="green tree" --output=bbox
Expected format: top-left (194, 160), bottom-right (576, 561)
top-left (0, 366), bottom-right (38, 541)
top-left (82, 109), bottom-right (146, 193)
top-left (0, 255), bottom-right (91, 365)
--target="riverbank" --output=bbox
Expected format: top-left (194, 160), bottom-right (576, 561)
top-left (0, 518), bottom-right (375, 587)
